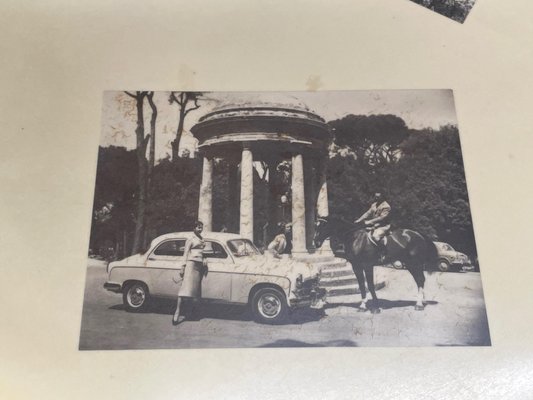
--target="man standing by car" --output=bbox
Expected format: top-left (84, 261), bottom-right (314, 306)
top-left (354, 191), bottom-right (392, 261)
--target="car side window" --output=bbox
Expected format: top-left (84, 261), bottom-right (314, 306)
top-left (153, 240), bottom-right (185, 257)
top-left (204, 241), bottom-right (228, 259)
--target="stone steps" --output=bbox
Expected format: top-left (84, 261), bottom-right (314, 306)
top-left (319, 277), bottom-right (358, 287)
top-left (326, 281), bottom-right (386, 297)
top-left (321, 268), bottom-right (355, 278)
top-left (316, 257), bottom-right (386, 300)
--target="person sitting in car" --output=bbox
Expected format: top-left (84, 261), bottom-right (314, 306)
top-left (267, 223), bottom-right (292, 258)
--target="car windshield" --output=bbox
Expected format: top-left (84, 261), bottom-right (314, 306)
top-left (438, 243), bottom-right (454, 251)
top-left (227, 239), bottom-right (260, 257)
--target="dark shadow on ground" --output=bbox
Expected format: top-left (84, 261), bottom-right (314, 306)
top-left (323, 299), bottom-right (438, 311)
top-left (259, 339), bottom-right (357, 347)
top-left (108, 299), bottom-right (325, 324)
top-left (109, 299), bottom-right (252, 321)
top-left (435, 341), bottom-right (491, 347)
top-left (288, 307), bottom-right (326, 324)
top-left (378, 299), bottom-right (438, 310)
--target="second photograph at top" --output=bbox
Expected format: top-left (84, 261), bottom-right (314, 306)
top-left (409, 0), bottom-right (476, 23)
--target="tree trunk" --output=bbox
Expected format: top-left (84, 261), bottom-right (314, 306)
top-left (172, 107), bottom-right (186, 159)
top-left (145, 92), bottom-right (157, 249)
top-left (146, 92), bottom-right (157, 182)
top-left (130, 91), bottom-right (149, 255)
top-left (169, 92), bottom-right (202, 159)
top-left (122, 230), bottom-right (126, 259)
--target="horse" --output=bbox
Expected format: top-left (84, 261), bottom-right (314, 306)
top-left (314, 216), bottom-right (438, 313)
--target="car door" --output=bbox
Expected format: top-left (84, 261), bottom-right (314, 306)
top-left (145, 239), bottom-right (186, 297)
top-left (200, 241), bottom-right (232, 301)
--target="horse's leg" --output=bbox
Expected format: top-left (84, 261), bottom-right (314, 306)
top-left (353, 265), bottom-right (368, 311)
top-left (364, 265), bottom-right (381, 314)
top-left (409, 265), bottom-right (426, 311)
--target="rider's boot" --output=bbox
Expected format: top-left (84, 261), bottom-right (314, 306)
top-left (376, 239), bottom-right (387, 264)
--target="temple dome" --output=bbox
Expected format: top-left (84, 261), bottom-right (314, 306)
top-left (208, 92), bottom-right (316, 114)
top-left (191, 92), bottom-right (331, 153)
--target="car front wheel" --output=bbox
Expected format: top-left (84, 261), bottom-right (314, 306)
top-left (438, 259), bottom-right (450, 272)
top-left (123, 282), bottom-right (150, 312)
top-left (251, 287), bottom-right (288, 324)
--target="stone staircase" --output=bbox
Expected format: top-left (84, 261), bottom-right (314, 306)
top-left (316, 257), bottom-right (386, 304)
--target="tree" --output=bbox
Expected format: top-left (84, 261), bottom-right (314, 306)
top-left (327, 122), bottom-right (478, 259)
top-left (168, 92), bottom-right (203, 159)
top-left (391, 125), bottom-right (477, 256)
top-left (329, 114), bottom-right (409, 166)
top-left (89, 146), bottom-right (137, 258)
top-left (124, 91), bottom-right (151, 254)
top-left (146, 91), bottom-right (157, 182)
top-left (145, 157), bottom-right (202, 238)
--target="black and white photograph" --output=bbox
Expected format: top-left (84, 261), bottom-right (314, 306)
top-left (79, 90), bottom-right (490, 350)
top-left (6, 0), bottom-right (533, 397)
top-left (409, 0), bottom-right (476, 22)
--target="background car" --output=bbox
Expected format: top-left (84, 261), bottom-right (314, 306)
top-left (433, 241), bottom-right (473, 272)
top-left (104, 232), bottom-right (325, 324)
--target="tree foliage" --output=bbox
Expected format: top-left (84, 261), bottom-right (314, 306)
top-left (330, 114), bottom-right (409, 165)
top-left (327, 116), bottom-right (477, 258)
top-left (89, 146), bottom-right (137, 258)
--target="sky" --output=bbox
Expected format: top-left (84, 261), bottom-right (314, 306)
top-left (100, 89), bottom-right (458, 161)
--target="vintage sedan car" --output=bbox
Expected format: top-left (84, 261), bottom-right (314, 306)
top-left (434, 241), bottom-right (473, 272)
top-left (104, 232), bottom-right (325, 324)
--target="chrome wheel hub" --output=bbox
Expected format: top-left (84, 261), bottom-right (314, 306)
top-left (128, 287), bottom-right (145, 307)
top-left (258, 294), bottom-right (281, 318)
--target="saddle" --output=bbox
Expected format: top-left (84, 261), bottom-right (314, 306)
top-left (365, 226), bottom-right (392, 245)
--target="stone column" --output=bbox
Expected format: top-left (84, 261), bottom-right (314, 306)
top-left (240, 145), bottom-right (254, 241)
top-left (317, 159), bottom-right (333, 255)
top-left (305, 162), bottom-right (316, 250)
top-left (227, 162), bottom-right (239, 233)
top-left (198, 156), bottom-right (213, 231)
top-left (291, 153), bottom-right (307, 254)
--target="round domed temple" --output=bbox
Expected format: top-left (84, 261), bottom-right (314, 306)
top-left (192, 105), bottom-right (331, 155)
top-left (191, 97), bottom-right (334, 258)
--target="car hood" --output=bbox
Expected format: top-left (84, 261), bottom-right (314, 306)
top-left (231, 255), bottom-right (318, 279)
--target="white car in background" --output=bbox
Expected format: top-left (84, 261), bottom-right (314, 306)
top-left (391, 241), bottom-right (473, 272)
top-left (434, 241), bottom-right (473, 272)
top-left (104, 232), bottom-right (325, 324)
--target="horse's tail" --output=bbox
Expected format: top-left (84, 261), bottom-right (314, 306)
top-left (423, 236), bottom-right (439, 273)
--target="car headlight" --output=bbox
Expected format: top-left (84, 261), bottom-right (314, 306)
top-left (295, 274), bottom-right (303, 289)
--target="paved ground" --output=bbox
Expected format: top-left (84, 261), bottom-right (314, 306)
top-left (79, 260), bottom-right (491, 350)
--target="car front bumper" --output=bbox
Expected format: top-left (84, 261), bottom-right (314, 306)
top-left (290, 286), bottom-right (327, 308)
top-left (450, 260), bottom-right (473, 271)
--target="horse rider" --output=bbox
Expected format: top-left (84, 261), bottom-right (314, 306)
top-left (354, 192), bottom-right (392, 261)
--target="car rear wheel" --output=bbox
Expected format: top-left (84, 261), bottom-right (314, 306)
top-left (123, 282), bottom-right (150, 312)
top-left (251, 287), bottom-right (288, 325)
top-left (438, 259), bottom-right (450, 272)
